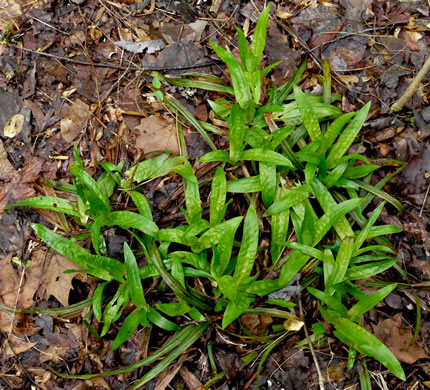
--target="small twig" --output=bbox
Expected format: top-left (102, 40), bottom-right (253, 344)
top-left (6, 337), bottom-right (40, 389)
top-left (299, 298), bottom-right (325, 390)
top-left (391, 54), bottom-right (430, 112)
top-left (419, 181), bottom-right (430, 218)
top-left (9, 44), bottom-right (222, 72)
top-left (26, 13), bottom-right (69, 35)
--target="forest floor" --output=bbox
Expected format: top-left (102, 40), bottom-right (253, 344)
top-left (0, 0), bottom-right (430, 389)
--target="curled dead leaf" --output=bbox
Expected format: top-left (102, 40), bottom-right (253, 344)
top-left (3, 114), bottom-right (24, 138)
top-left (283, 316), bottom-right (304, 331)
top-left (60, 99), bottom-right (91, 143)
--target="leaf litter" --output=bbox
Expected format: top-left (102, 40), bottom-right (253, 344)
top-left (0, 0), bottom-right (429, 388)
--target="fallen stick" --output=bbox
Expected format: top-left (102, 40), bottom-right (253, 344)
top-left (391, 54), bottom-right (430, 112)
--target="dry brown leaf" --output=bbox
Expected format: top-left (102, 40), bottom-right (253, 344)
top-left (240, 313), bottom-right (273, 334)
top-left (42, 253), bottom-right (83, 307)
top-left (372, 313), bottom-right (429, 364)
top-left (0, 157), bottom-right (43, 218)
top-left (275, 9), bottom-right (293, 19)
top-left (336, 74), bottom-right (359, 87)
top-left (23, 99), bottom-right (45, 132)
top-left (0, 0), bottom-right (22, 30)
top-left (135, 115), bottom-right (180, 155)
top-left (154, 353), bottom-right (188, 390)
top-left (0, 139), bottom-right (16, 181)
top-left (72, 378), bottom-right (112, 390)
top-left (400, 30), bottom-right (423, 51)
top-left (3, 334), bottom-right (37, 357)
top-left (179, 365), bottom-right (204, 390)
top-left (0, 254), bottom-right (20, 332)
top-left (39, 344), bottom-right (64, 364)
top-left (0, 251), bottom-right (46, 332)
top-left (60, 98), bottom-right (91, 143)
top-left (326, 361), bottom-right (347, 383)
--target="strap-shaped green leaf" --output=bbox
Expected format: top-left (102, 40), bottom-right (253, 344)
top-left (311, 178), bottom-right (354, 239)
top-left (236, 26), bottom-right (256, 72)
top-left (147, 243), bottom-right (211, 310)
top-left (200, 150), bottom-right (230, 163)
top-left (346, 258), bottom-right (398, 280)
top-left (323, 162), bottom-right (348, 188)
top-left (264, 185), bottom-right (310, 216)
top-left (156, 73), bottom-right (234, 94)
top-left (354, 202), bottom-right (385, 253)
top-left (70, 162), bottom-right (110, 216)
top-left (165, 97), bottom-right (217, 150)
top-left (251, 5), bottom-right (270, 65)
top-left (293, 85), bottom-right (322, 141)
top-left (241, 148), bottom-right (293, 166)
top-left (344, 164), bottom-right (380, 179)
top-left (285, 242), bottom-right (323, 260)
top-left (124, 242), bottom-right (147, 309)
top-left (322, 112), bottom-right (356, 154)
top-left (326, 102), bottom-right (371, 168)
top-left (271, 180), bottom-right (290, 263)
top-left (273, 101), bottom-right (342, 127)
top-left (101, 284), bottom-right (129, 336)
top-left (173, 161), bottom-right (202, 220)
top-left (277, 58), bottom-right (307, 103)
top-left (91, 210), bottom-right (158, 255)
top-left (31, 223), bottom-right (124, 282)
top-left (259, 162), bottom-right (276, 207)
top-left (353, 179), bottom-right (404, 212)
top-left (196, 216), bottom-right (242, 253)
top-left (48, 323), bottom-right (207, 379)
top-left (210, 40), bottom-right (253, 110)
top-left (313, 198), bottom-right (363, 245)
top-left (229, 103), bottom-right (246, 162)
top-left (321, 308), bottom-right (405, 380)
top-left (234, 205), bottom-right (259, 283)
top-left (308, 287), bottom-right (347, 316)
top-left (222, 294), bottom-right (254, 329)
top-left (347, 283), bottom-right (397, 321)
top-left (156, 301), bottom-right (191, 317)
top-left (322, 249), bottom-right (335, 292)
top-left (227, 176), bottom-right (262, 193)
top-left (130, 191), bottom-right (152, 220)
top-left (210, 167), bottom-right (228, 226)
top-left (128, 323), bottom-right (209, 389)
top-left (126, 153), bottom-right (187, 183)
top-left (7, 196), bottom-right (80, 217)
top-left (92, 281), bottom-right (108, 321)
top-left (147, 308), bottom-right (180, 331)
top-left (112, 308), bottom-right (147, 350)
top-left (329, 237), bottom-right (355, 291)
top-left (366, 224), bottom-right (402, 239)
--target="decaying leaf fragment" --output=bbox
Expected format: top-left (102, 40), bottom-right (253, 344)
top-left (3, 114), bottom-right (24, 138)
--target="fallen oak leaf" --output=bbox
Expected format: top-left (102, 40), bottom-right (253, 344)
top-left (372, 313), bottom-right (429, 364)
top-left (134, 115), bottom-right (180, 155)
top-left (42, 253), bottom-right (83, 307)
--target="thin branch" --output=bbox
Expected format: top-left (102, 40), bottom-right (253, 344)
top-left (9, 44), bottom-right (223, 72)
top-left (391, 54), bottom-right (430, 112)
top-left (299, 299), bottom-right (325, 390)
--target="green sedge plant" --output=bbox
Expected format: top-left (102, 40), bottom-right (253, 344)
top-left (5, 5), bottom-right (408, 386)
